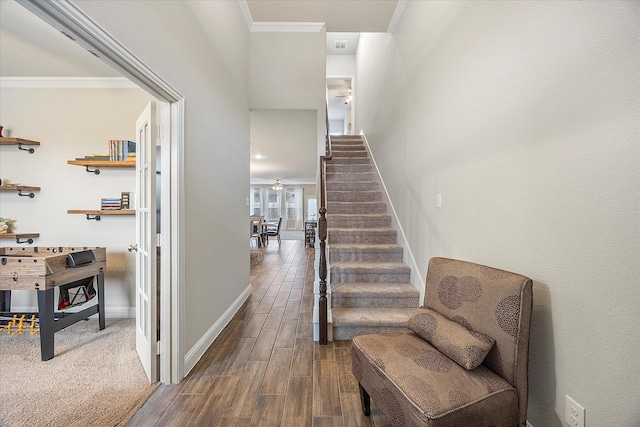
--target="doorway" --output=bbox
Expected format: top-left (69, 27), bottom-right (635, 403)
top-left (326, 77), bottom-right (353, 135)
top-left (18, 0), bottom-right (185, 384)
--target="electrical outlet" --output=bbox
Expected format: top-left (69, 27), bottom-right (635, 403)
top-left (565, 395), bottom-right (585, 427)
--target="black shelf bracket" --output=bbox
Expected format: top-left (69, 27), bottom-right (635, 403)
top-left (85, 166), bottom-right (100, 175)
top-left (85, 214), bottom-right (101, 221)
top-left (15, 237), bottom-right (34, 244)
top-left (17, 143), bottom-right (35, 154)
top-left (17, 190), bottom-right (35, 198)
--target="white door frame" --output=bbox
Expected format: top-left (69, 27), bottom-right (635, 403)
top-left (20, 0), bottom-right (185, 383)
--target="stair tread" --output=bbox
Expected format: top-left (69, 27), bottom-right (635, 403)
top-left (332, 283), bottom-right (419, 294)
top-left (332, 307), bottom-right (421, 325)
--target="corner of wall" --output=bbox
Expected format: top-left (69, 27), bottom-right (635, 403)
top-left (183, 284), bottom-right (252, 375)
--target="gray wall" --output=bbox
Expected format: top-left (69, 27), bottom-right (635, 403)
top-left (355, 1), bottom-right (639, 426)
top-left (75, 0), bottom-right (251, 374)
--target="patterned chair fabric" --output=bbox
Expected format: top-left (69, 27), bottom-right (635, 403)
top-left (351, 257), bottom-right (533, 426)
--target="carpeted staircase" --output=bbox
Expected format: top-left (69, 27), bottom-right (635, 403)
top-left (326, 135), bottom-right (420, 340)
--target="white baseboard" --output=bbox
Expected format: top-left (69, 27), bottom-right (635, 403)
top-left (183, 284), bottom-right (252, 375)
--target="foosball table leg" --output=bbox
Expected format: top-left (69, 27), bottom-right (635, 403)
top-left (97, 272), bottom-right (105, 331)
top-left (0, 290), bottom-right (11, 312)
top-left (37, 288), bottom-right (55, 361)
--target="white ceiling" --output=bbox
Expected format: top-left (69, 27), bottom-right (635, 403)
top-left (246, 0), bottom-right (398, 32)
top-left (0, 0), bottom-right (401, 185)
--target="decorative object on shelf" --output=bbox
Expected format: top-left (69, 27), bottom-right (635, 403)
top-left (121, 192), bottom-right (130, 209)
top-left (272, 180), bottom-right (283, 191)
top-left (0, 217), bottom-right (12, 234)
top-left (0, 125), bottom-right (3, 137)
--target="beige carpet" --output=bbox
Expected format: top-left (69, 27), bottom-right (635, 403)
top-left (0, 318), bottom-right (158, 427)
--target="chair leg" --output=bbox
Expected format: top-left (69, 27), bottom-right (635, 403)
top-left (359, 383), bottom-right (371, 416)
top-left (277, 233), bottom-right (281, 245)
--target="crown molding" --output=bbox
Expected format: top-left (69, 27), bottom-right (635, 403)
top-left (250, 22), bottom-right (325, 33)
top-left (237, 0), bottom-right (253, 29)
top-left (387, 0), bottom-right (408, 33)
top-left (0, 76), bottom-right (138, 89)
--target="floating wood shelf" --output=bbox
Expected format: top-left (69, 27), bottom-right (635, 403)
top-left (67, 159), bottom-right (135, 174)
top-left (0, 137), bottom-right (40, 153)
top-left (67, 209), bottom-right (135, 221)
top-left (0, 184), bottom-right (41, 198)
top-left (0, 233), bottom-right (39, 244)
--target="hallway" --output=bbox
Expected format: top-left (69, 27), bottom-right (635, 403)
top-left (127, 239), bottom-right (389, 426)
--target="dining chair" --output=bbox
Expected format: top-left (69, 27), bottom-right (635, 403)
top-left (264, 217), bottom-right (282, 245)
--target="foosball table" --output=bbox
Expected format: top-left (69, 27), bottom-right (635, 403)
top-left (0, 247), bottom-right (106, 361)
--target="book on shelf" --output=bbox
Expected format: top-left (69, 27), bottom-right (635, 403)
top-left (76, 155), bottom-right (110, 161)
top-left (108, 140), bottom-right (136, 161)
top-left (101, 197), bottom-right (122, 210)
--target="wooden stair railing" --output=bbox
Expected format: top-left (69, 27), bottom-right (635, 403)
top-left (318, 104), bottom-right (332, 345)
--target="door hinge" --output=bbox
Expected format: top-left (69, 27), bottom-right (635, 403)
top-left (156, 340), bottom-right (161, 355)
top-left (156, 233), bottom-right (162, 247)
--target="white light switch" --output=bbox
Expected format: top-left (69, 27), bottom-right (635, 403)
top-left (436, 193), bottom-right (442, 208)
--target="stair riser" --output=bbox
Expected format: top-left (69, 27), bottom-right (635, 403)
top-left (332, 145), bottom-right (365, 152)
top-left (330, 228), bottom-right (397, 238)
top-left (327, 202), bottom-right (387, 214)
top-left (330, 157), bottom-right (371, 164)
top-left (329, 251), bottom-right (403, 263)
top-left (326, 164), bottom-right (374, 174)
top-left (331, 138), bottom-right (363, 144)
top-left (326, 182), bottom-right (379, 191)
top-left (328, 218), bottom-right (391, 228)
top-left (331, 272), bottom-right (411, 283)
top-left (330, 151), bottom-right (368, 158)
top-left (327, 192), bottom-right (383, 202)
top-left (332, 296), bottom-right (420, 309)
top-left (326, 172), bottom-right (378, 182)
top-left (329, 234), bottom-right (397, 244)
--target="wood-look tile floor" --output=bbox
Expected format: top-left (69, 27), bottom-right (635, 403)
top-left (127, 239), bottom-right (390, 427)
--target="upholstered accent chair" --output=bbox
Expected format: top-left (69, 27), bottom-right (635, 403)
top-left (351, 257), bottom-right (533, 426)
